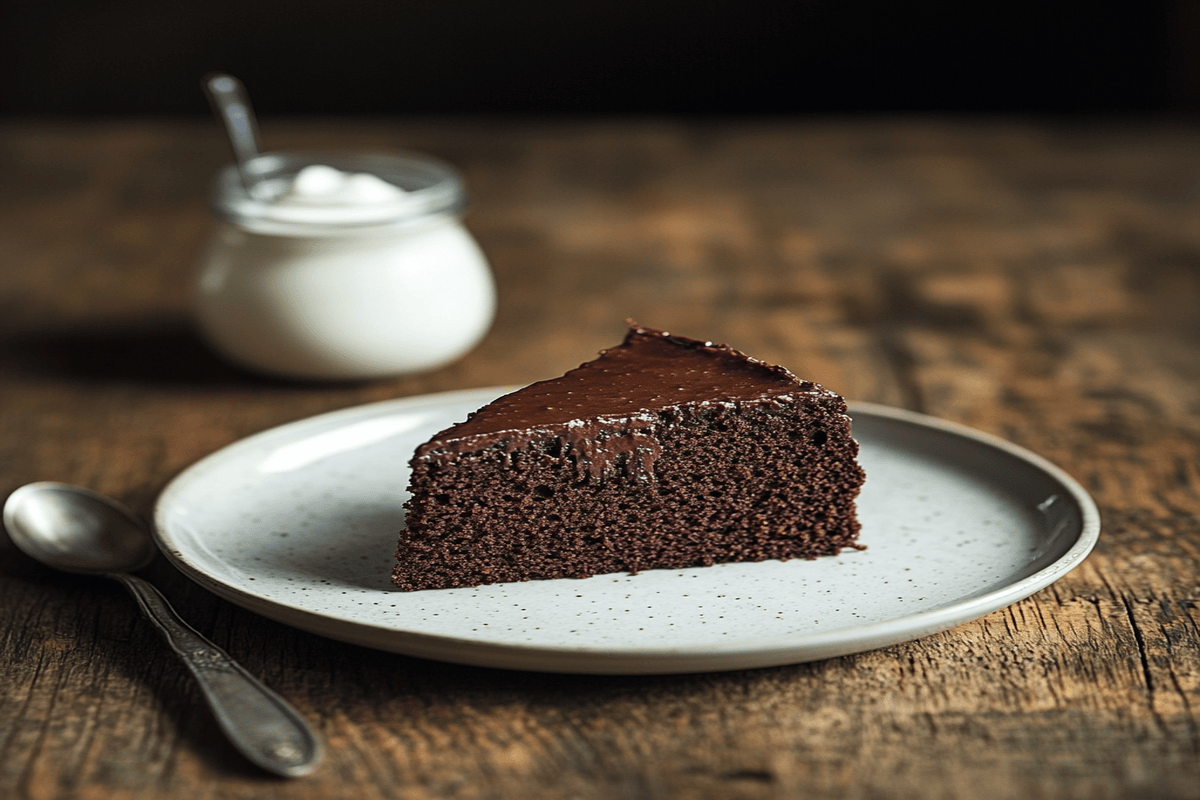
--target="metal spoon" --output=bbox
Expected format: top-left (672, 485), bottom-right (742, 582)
top-left (3, 482), bottom-right (323, 778)
top-left (202, 72), bottom-right (264, 196)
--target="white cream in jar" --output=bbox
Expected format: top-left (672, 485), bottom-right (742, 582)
top-left (195, 152), bottom-right (495, 380)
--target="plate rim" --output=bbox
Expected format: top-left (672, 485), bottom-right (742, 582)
top-left (152, 389), bottom-right (1101, 674)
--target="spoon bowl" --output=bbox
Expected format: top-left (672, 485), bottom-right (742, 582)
top-left (2, 481), bottom-right (323, 777)
top-left (4, 482), bottom-right (155, 575)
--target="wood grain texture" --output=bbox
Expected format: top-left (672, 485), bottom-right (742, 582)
top-left (1, 117), bottom-right (1198, 799)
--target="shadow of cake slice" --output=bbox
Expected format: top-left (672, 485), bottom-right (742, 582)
top-left (392, 323), bottom-right (865, 591)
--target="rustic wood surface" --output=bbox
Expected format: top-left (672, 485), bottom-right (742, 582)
top-left (1, 117), bottom-right (1198, 800)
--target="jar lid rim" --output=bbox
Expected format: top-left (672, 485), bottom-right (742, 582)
top-left (210, 150), bottom-right (466, 229)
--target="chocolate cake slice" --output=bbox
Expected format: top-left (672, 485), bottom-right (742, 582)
top-left (392, 324), bottom-right (865, 591)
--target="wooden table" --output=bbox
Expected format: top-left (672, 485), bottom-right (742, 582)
top-left (2, 117), bottom-right (1198, 800)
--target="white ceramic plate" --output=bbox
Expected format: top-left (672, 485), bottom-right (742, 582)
top-left (153, 388), bottom-right (1100, 675)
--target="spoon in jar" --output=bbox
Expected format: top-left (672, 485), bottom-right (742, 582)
top-left (3, 482), bottom-right (323, 778)
top-left (202, 72), bottom-right (265, 197)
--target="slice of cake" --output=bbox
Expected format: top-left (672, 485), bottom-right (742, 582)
top-left (392, 323), bottom-right (865, 591)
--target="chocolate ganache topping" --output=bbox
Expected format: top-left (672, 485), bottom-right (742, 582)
top-left (414, 323), bottom-right (836, 481)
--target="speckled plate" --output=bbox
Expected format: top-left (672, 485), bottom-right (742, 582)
top-left (153, 388), bottom-right (1099, 675)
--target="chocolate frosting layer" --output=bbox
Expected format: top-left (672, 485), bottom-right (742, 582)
top-left (415, 324), bottom-right (836, 482)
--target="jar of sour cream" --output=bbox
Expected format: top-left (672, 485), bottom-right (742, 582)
top-left (195, 151), bottom-right (495, 380)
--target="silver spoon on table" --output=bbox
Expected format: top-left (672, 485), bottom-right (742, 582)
top-left (3, 482), bottom-right (323, 778)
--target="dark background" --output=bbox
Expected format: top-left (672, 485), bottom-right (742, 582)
top-left (1, 0), bottom-right (1197, 116)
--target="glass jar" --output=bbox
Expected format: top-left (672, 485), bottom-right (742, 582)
top-left (195, 151), bottom-right (495, 380)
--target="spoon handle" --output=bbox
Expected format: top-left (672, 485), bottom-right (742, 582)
top-left (112, 573), bottom-right (323, 777)
top-left (202, 73), bottom-right (261, 170)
